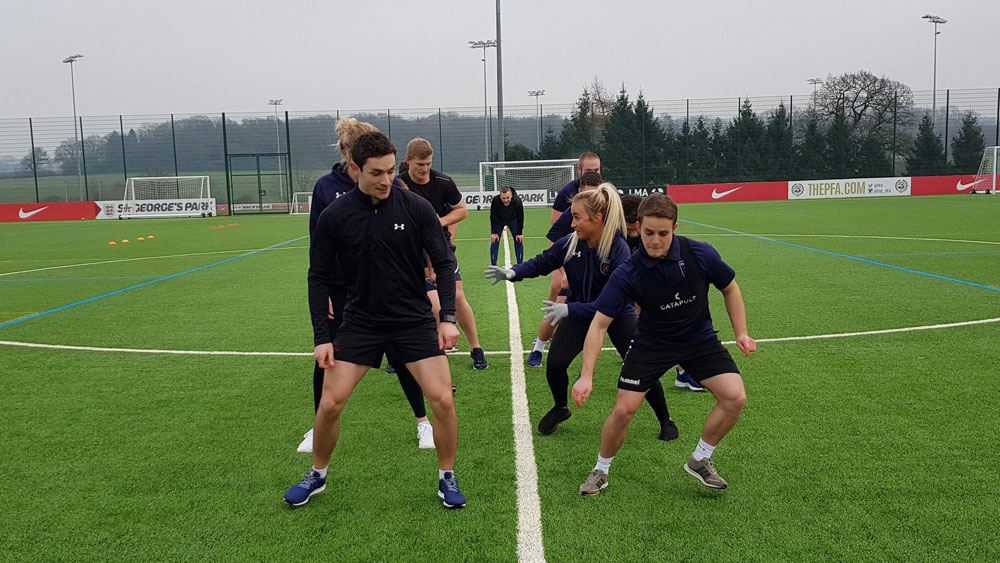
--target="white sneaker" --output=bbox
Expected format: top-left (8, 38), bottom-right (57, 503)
top-left (417, 422), bottom-right (435, 449)
top-left (296, 428), bottom-right (314, 453)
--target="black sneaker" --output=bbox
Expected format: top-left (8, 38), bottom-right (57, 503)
top-left (471, 348), bottom-right (488, 370)
top-left (537, 406), bottom-right (571, 435)
top-left (658, 419), bottom-right (679, 441)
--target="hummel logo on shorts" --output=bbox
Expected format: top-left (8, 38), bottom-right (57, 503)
top-left (619, 376), bottom-right (640, 385)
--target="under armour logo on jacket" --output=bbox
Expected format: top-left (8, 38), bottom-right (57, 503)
top-left (394, 223), bottom-right (405, 230)
top-left (573, 251), bottom-right (581, 258)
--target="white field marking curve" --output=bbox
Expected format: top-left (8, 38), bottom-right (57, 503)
top-left (0, 245), bottom-right (309, 278)
top-left (2, 317), bottom-right (998, 357)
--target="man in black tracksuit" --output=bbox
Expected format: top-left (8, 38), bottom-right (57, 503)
top-left (489, 186), bottom-right (524, 265)
top-left (284, 132), bottom-right (467, 509)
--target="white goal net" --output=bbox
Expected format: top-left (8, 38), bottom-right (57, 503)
top-left (121, 176), bottom-right (214, 218)
top-left (290, 192), bottom-right (313, 215)
top-left (972, 146), bottom-right (999, 194)
top-left (479, 159), bottom-right (577, 208)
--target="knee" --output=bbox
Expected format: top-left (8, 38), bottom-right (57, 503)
top-left (426, 389), bottom-right (455, 414)
top-left (611, 402), bottom-right (639, 424)
top-left (720, 390), bottom-right (747, 414)
top-left (318, 394), bottom-right (346, 416)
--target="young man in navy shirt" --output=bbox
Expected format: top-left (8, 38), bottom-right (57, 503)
top-left (620, 193), bottom-right (704, 393)
top-left (284, 132), bottom-right (466, 509)
top-left (573, 193), bottom-right (755, 494)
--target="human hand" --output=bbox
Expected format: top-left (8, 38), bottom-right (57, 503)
top-left (484, 266), bottom-right (515, 285)
top-left (439, 322), bottom-right (460, 350)
top-left (314, 343), bottom-right (335, 369)
top-left (491, 233), bottom-right (499, 243)
top-left (736, 334), bottom-right (757, 357)
top-left (541, 300), bottom-right (569, 326)
top-left (572, 376), bottom-right (593, 407)
top-left (515, 234), bottom-right (524, 244)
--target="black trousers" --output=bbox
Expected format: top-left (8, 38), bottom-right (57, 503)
top-left (313, 285), bottom-right (426, 418)
top-left (545, 314), bottom-right (670, 422)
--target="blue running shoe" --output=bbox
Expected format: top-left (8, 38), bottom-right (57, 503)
top-left (438, 471), bottom-right (467, 508)
top-left (674, 368), bottom-right (705, 392)
top-left (471, 348), bottom-right (488, 370)
top-left (385, 364), bottom-right (396, 375)
top-left (284, 470), bottom-right (326, 507)
top-left (527, 348), bottom-right (543, 368)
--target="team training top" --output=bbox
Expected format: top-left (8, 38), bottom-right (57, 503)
top-left (308, 185), bottom-right (457, 345)
top-left (552, 178), bottom-right (581, 213)
top-left (511, 233), bottom-right (634, 320)
top-left (490, 191), bottom-right (524, 236)
top-left (594, 236), bottom-right (735, 350)
top-left (546, 207), bottom-right (574, 242)
top-left (399, 169), bottom-right (463, 241)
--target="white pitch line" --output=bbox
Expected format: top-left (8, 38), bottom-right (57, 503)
top-left (502, 231), bottom-right (546, 563)
top-left (3, 318), bottom-right (998, 357)
top-left (0, 245), bottom-right (308, 278)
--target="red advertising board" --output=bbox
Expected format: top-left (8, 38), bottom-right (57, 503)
top-left (667, 181), bottom-right (788, 203)
top-left (0, 201), bottom-right (99, 222)
top-left (911, 174), bottom-right (985, 195)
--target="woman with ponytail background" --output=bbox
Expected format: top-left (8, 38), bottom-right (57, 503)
top-left (485, 183), bottom-right (677, 439)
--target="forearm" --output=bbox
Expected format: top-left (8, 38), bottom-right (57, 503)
top-left (579, 324), bottom-right (608, 380)
top-left (722, 282), bottom-right (749, 338)
top-left (440, 206), bottom-right (468, 227)
top-left (307, 273), bottom-right (332, 345)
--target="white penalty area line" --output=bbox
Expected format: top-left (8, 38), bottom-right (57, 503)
top-left (0, 245), bottom-right (309, 278)
top-left (2, 317), bottom-right (997, 358)
top-left (502, 231), bottom-right (546, 563)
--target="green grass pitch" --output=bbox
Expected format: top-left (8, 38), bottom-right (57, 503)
top-left (1, 195), bottom-right (999, 561)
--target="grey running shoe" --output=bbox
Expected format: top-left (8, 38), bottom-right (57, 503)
top-left (579, 469), bottom-right (608, 496)
top-left (684, 456), bottom-right (728, 489)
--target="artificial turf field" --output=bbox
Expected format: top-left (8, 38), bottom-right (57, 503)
top-left (1, 194), bottom-right (999, 561)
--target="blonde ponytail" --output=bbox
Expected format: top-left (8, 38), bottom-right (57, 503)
top-left (563, 182), bottom-right (626, 263)
top-left (334, 118), bottom-right (378, 164)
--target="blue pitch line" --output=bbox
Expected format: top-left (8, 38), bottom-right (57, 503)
top-left (857, 250), bottom-right (1000, 258)
top-left (0, 236), bottom-right (308, 330)
top-left (680, 220), bottom-right (1000, 293)
top-left (0, 275), bottom-right (163, 283)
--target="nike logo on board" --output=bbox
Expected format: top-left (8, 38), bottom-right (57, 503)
top-left (711, 187), bottom-right (742, 199)
top-left (956, 179), bottom-right (984, 191)
top-left (18, 206), bottom-right (49, 219)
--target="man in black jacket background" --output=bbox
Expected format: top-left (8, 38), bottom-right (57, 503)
top-left (489, 186), bottom-right (524, 265)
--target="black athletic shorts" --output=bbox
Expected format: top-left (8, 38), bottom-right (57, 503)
top-left (617, 338), bottom-right (739, 392)
top-left (333, 319), bottom-right (444, 367)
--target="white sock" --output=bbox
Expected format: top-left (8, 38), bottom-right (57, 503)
top-left (439, 469), bottom-right (454, 480)
top-left (313, 466), bottom-right (328, 479)
top-left (418, 420), bottom-right (432, 428)
top-left (693, 438), bottom-right (716, 461)
top-left (533, 338), bottom-right (548, 353)
top-left (593, 454), bottom-right (613, 474)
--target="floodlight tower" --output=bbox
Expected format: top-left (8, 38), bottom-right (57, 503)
top-left (268, 98), bottom-right (285, 201)
top-left (469, 40), bottom-right (497, 160)
top-left (528, 90), bottom-right (546, 151)
top-left (62, 53), bottom-right (84, 200)
top-left (922, 14), bottom-right (947, 118)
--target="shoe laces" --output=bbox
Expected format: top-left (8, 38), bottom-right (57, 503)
top-left (441, 474), bottom-right (460, 493)
top-left (300, 471), bottom-right (323, 486)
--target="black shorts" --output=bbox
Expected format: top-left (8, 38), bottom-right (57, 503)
top-left (617, 338), bottom-right (739, 392)
top-left (333, 320), bottom-right (444, 368)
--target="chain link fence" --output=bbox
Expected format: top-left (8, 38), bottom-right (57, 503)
top-left (1, 88), bottom-right (997, 205)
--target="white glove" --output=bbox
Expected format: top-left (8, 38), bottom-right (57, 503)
top-left (484, 266), bottom-right (515, 285)
top-left (541, 300), bottom-right (569, 326)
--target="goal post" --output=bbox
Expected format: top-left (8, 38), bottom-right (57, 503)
top-left (478, 159), bottom-right (577, 208)
top-left (973, 146), bottom-right (999, 194)
top-left (120, 176), bottom-right (214, 219)
top-left (290, 192), bottom-right (313, 215)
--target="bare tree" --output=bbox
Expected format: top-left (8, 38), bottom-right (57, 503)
top-left (814, 70), bottom-right (914, 141)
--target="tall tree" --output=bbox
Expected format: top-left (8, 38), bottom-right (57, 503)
top-left (763, 103), bottom-right (792, 180)
top-left (951, 110), bottom-right (987, 173)
top-left (537, 127), bottom-right (562, 160)
top-left (815, 70), bottom-right (914, 143)
top-left (600, 85), bottom-right (640, 185)
top-left (796, 113), bottom-right (827, 179)
top-left (688, 117), bottom-right (714, 183)
top-left (906, 114), bottom-right (947, 176)
top-left (20, 147), bottom-right (49, 173)
top-left (727, 99), bottom-right (767, 181)
top-left (633, 92), bottom-right (670, 185)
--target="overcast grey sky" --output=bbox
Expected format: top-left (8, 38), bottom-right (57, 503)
top-left (1, 0), bottom-right (997, 119)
